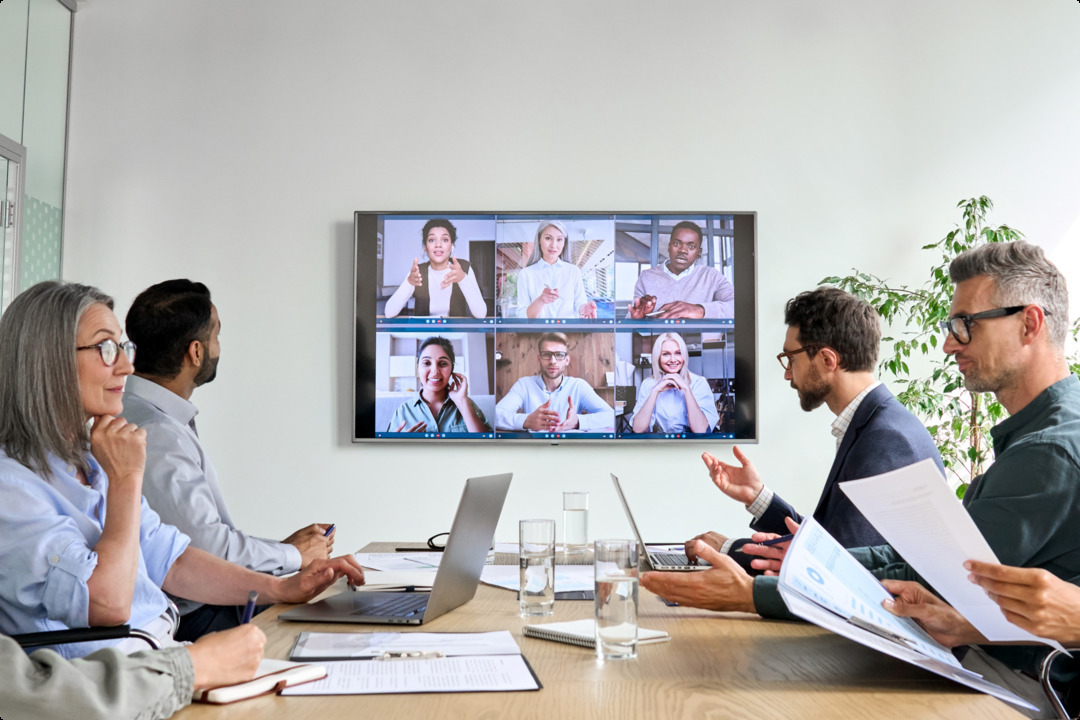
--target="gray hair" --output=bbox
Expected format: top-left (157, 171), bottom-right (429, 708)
top-left (0, 281), bottom-right (114, 480)
top-left (650, 332), bottom-right (692, 384)
top-left (526, 220), bottom-right (570, 266)
top-left (949, 241), bottom-right (1068, 348)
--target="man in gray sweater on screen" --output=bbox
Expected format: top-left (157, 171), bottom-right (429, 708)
top-left (626, 220), bottom-right (734, 320)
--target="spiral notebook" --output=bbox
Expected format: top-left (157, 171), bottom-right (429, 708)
top-left (522, 619), bottom-right (669, 649)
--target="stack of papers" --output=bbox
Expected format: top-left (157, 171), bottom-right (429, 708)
top-left (777, 517), bottom-right (1037, 711)
top-left (290, 631), bottom-right (521, 660)
top-left (839, 458), bottom-right (1064, 648)
top-left (351, 570), bottom-right (437, 592)
top-left (353, 552), bottom-right (442, 571)
top-left (281, 631), bottom-right (540, 695)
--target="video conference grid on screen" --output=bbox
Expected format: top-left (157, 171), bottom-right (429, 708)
top-left (353, 212), bottom-right (757, 442)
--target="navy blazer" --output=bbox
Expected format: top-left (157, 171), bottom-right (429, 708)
top-left (728, 384), bottom-right (944, 572)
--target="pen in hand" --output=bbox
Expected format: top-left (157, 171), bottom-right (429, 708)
top-left (324, 524), bottom-right (336, 538)
top-left (241, 590), bottom-right (258, 624)
top-left (756, 533), bottom-right (794, 547)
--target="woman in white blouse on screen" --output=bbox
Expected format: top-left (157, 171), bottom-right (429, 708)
top-left (631, 332), bottom-right (718, 434)
top-left (384, 218), bottom-right (487, 319)
top-left (514, 220), bottom-right (597, 319)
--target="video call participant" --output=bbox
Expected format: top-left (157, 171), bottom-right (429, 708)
top-left (122, 280), bottom-right (335, 641)
top-left (384, 218), bottom-right (487, 319)
top-left (630, 332), bottom-right (718, 434)
top-left (686, 288), bottom-right (943, 572)
top-left (388, 336), bottom-right (491, 434)
top-left (627, 220), bottom-right (734, 320)
top-left (0, 281), bottom-right (365, 658)
top-left (642, 241), bottom-right (1080, 714)
top-left (1, 624), bottom-right (264, 720)
top-left (495, 332), bottom-right (614, 433)
top-left (515, 220), bottom-right (597, 319)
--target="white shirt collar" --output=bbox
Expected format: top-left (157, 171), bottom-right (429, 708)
top-left (663, 261), bottom-right (697, 281)
top-left (831, 381), bottom-right (881, 448)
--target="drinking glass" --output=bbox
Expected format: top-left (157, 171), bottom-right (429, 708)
top-left (562, 491), bottom-right (589, 557)
top-left (519, 519), bottom-right (555, 618)
top-left (594, 539), bottom-right (639, 660)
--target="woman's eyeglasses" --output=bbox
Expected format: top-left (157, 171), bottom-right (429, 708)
top-left (77, 339), bottom-right (137, 367)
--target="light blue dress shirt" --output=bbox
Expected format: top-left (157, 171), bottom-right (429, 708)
top-left (0, 450), bottom-right (190, 659)
top-left (495, 375), bottom-right (614, 432)
top-left (121, 376), bottom-right (301, 616)
top-left (631, 373), bottom-right (719, 433)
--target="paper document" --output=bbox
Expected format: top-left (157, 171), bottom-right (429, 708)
top-left (290, 630), bottom-right (521, 661)
top-left (279, 655), bottom-right (540, 695)
top-left (354, 552), bottom-right (443, 571)
top-left (777, 518), bottom-right (1037, 711)
top-left (840, 458), bottom-right (1065, 650)
top-left (351, 570), bottom-right (437, 592)
top-left (480, 564), bottom-right (594, 593)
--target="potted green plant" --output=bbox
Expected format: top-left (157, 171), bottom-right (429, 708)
top-left (821, 197), bottom-right (1033, 491)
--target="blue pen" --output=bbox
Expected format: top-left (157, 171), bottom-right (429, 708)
top-left (241, 590), bottom-right (258, 624)
top-left (757, 533), bottom-right (794, 547)
top-left (324, 524), bottom-right (335, 537)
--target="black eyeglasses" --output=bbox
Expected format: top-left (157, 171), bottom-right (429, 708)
top-left (77, 339), bottom-right (137, 367)
top-left (539, 351), bottom-right (568, 361)
top-left (938, 306), bottom-right (1047, 345)
top-left (776, 346), bottom-right (818, 371)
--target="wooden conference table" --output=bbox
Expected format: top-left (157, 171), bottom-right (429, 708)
top-left (174, 543), bottom-right (1025, 720)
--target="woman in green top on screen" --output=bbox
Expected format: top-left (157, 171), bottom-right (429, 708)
top-left (389, 336), bottom-right (491, 434)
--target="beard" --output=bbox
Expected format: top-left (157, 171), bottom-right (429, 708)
top-left (961, 363), bottom-right (1018, 395)
top-left (194, 355), bottom-right (219, 387)
top-left (793, 364), bottom-right (830, 412)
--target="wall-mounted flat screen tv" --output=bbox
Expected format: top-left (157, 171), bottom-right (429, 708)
top-left (353, 212), bottom-right (757, 443)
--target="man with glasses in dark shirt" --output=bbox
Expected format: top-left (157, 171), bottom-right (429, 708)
top-left (494, 332), bottom-right (614, 433)
top-left (644, 241), bottom-right (1079, 716)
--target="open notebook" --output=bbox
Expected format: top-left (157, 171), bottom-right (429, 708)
top-left (192, 659), bottom-right (327, 704)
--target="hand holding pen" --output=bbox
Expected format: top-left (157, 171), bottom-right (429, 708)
top-left (283, 522), bottom-right (336, 568)
top-left (241, 590), bottom-right (258, 624)
top-left (739, 517), bottom-right (800, 576)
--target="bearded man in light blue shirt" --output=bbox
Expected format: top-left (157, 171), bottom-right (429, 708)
top-left (495, 332), bottom-right (615, 433)
top-left (121, 280), bottom-right (335, 641)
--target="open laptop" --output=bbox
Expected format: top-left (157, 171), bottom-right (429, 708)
top-left (611, 473), bottom-right (708, 572)
top-left (280, 473), bottom-right (512, 625)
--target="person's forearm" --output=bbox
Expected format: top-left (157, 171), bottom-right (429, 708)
top-left (632, 393), bottom-right (658, 434)
top-left (383, 278), bottom-right (415, 318)
top-left (460, 270), bottom-right (487, 318)
top-left (526, 296), bottom-right (545, 319)
top-left (162, 547), bottom-right (283, 606)
top-left (683, 389), bottom-right (710, 433)
top-left (2, 638), bottom-right (193, 720)
top-left (459, 399), bottom-right (487, 433)
top-left (87, 483), bottom-right (143, 626)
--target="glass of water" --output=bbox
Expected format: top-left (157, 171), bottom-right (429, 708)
top-left (519, 519), bottom-right (555, 618)
top-left (562, 491), bottom-right (589, 557)
top-left (594, 539), bottom-right (639, 660)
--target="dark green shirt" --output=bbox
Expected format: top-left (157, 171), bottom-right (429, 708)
top-left (755, 374), bottom-right (1080, 676)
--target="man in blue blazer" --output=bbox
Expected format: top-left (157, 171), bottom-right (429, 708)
top-left (686, 287), bottom-right (944, 572)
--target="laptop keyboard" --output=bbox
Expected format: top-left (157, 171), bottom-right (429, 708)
top-left (652, 552), bottom-right (693, 566)
top-left (353, 594), bottom-right (428, 617)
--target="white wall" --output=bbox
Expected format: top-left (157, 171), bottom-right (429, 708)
top-left (63, 1), bottom-right (1080, 556)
